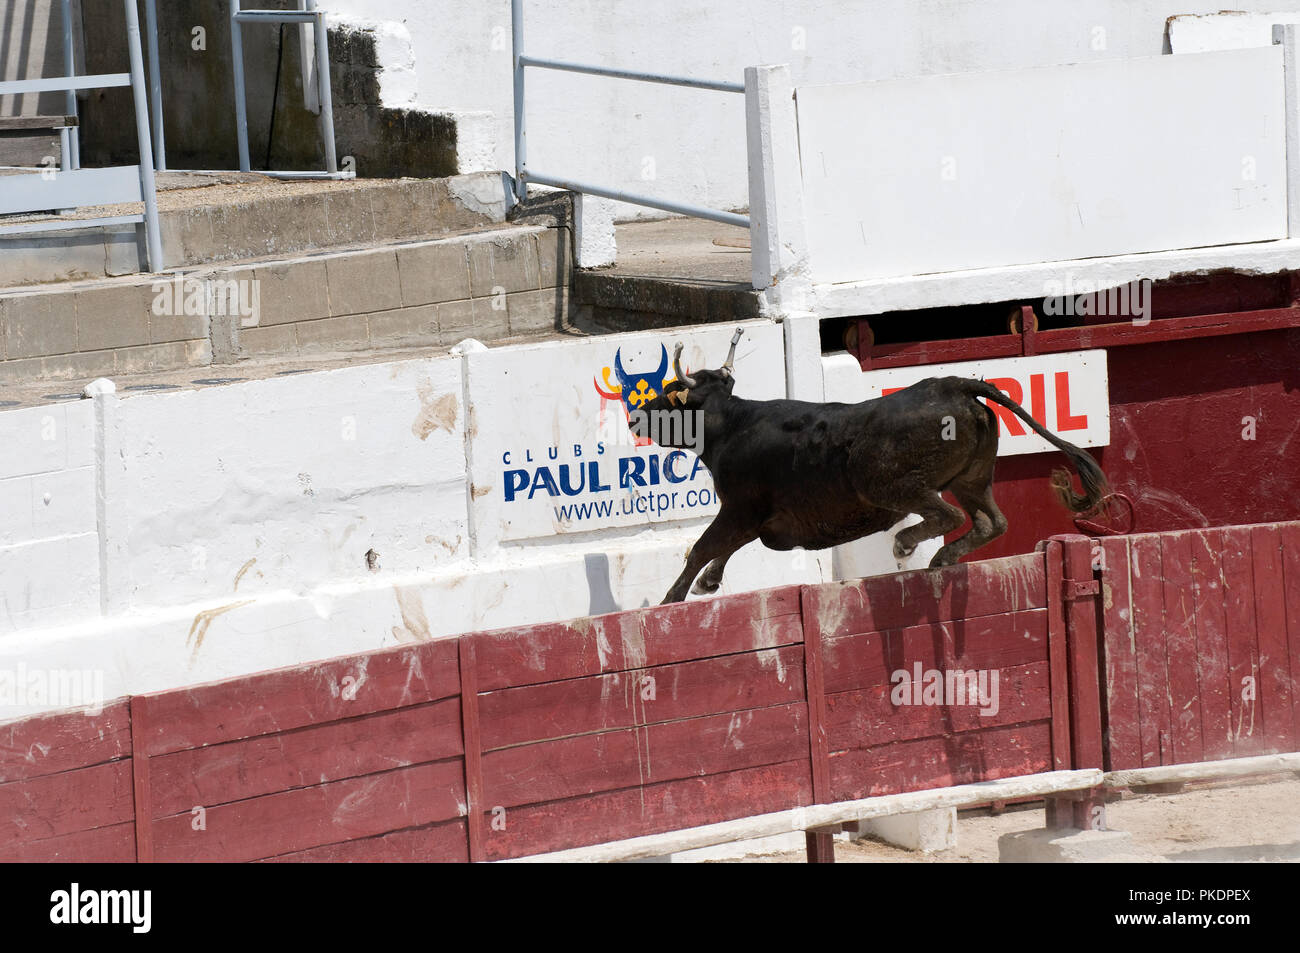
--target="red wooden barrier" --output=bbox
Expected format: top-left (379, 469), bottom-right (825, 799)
top-left (1095, 521), bottom-right (1300, 771)
top-left (2, 519), bottom-right (1292, 862)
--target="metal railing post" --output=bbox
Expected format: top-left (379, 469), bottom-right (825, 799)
top-left (230, 0), bottom-right (251, 171)
top-left (512, 0), bottom-right (527, 202)
top-left (123, 0), bottom-right (164, 271)
top-left (144, 0), bottom-right (166, 170)
top-left (60, 0), bottom-right (80, 170)
top-left (307, 0), bottom-right (338, 173)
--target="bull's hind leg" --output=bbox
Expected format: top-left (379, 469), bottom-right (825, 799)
top-left (692, 553), bottom-right (733, 596)
top-left (662, 509), bottom-right (756, 604)
top-left (928, 481), bottom-right (1008, 568)
top-left (891, 492), bottom-right (966, 561)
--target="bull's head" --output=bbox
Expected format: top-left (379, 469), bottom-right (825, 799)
top-left (631, 329), bottom-right (743, 449)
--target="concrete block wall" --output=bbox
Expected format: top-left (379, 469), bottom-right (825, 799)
top-left (0, 278), bottom-right (213, 386)
top-left (0, 220), bottom-right (574, 382)
top-left (229, 224), bottom-right (573, 359)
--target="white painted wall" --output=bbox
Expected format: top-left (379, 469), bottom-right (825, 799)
top-left (796, 47), bottom-right (1287, 283)
top-left (325, 0), bottom-right (1300, 220)
top-left (0, 324), bottom-right (940, 720)
top-left (0, 401), bottom-right (99, 634)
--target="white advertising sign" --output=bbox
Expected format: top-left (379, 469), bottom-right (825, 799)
top-left (465, 321), bottom-right (786, 545)
top-left (824, 350), bottom-right (1109, 457)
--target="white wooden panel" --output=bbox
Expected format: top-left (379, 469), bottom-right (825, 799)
top-left (1168, 12), bottom-right (1300, 53)
top-left (0, 166), bottom-right (142, 216)
top-left (796, 48), bottom-right (1287, 284)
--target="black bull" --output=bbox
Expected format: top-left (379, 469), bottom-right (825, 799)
top-left (632, 335), bottom-right (1108, 605)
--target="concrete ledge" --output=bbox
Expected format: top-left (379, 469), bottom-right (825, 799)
top-left (999, 828), bottom-right (1166, 863)
top-left (0, 224), bottom-right (576, 382)
top-left (576, 272), bottom-right (760, 331)
top-left (853, 808), bottom-right (956, 853)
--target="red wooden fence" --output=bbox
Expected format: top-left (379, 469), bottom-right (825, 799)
top-left (1096, 522), bottom-right (1300, 770)
top-left (2, 521), bottom-right (1296, 862)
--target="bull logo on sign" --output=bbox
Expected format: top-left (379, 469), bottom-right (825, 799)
top-left (593, 344), bottom-right (674, 447)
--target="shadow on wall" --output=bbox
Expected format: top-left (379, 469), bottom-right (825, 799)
top-left (58, 0), bottom-right (456, 176)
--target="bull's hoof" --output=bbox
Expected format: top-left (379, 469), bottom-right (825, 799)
top-left (928, 547), bottom-right (958, 569)
top-left (692, 576), bottom-right (721, 596)
top-left (893, 537), bottom-right (916, 560)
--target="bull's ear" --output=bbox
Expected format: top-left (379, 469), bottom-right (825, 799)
top-left (668, 389), bottom-right (690, 406)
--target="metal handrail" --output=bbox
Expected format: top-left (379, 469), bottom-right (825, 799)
top-left (511, 0), bottom-right (750, 228)
top-left (517, 54), bottom-right (744, 94)
top-left (0, 0), bottom-right (162, 270)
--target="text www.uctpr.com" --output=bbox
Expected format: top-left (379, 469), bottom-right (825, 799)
top-left (555, 487), bottom-right (717, 522)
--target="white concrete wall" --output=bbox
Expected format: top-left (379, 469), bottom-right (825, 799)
top-left (796, 47), bottom-right (1287, 283)
top-left (106, 357), bottom-right (469, 611)
top-left (0, 401), bottom-right (98, 634)
top-left (324, 0), bottom-right (1300, 219)
top-left (0, 324), bottom-right (940, 720)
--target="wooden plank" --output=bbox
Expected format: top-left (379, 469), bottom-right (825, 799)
top-left (805, 553), bottom-right (1046, 642)
top-left (822, 609), bottom-right (1048, 695)
top-left (138, 638), bottom-right (461, 756)
top-left (0, 760), bottom-right (135, 849)
top-left (1034, 308), bottom-right (1300, 354)
top-left (1059, 536), bottom-right (1104, 775)
top-left (260, 818), bottom-right (469, 863)
top-left (505, 769), bottom-right (1102, 862)
top-left (1046, 541), bottom-right (1073, 770)
top-left (153, 757), bottom-right (466, 863)
top-left (129, 697), bottom-right (152, 862)
top-left (0, 821), bottom-right (136, 863)
top-left (805, 830), bottom-right (836, 863)
top-left (0, 114), bottom-right (77, 130)
top-left (1283, 522), bottom-right (1300, 749)
top-left (149, 697), bottom-right (463, 818)
top-left (1105, 751), bottom-right (1300, 788)
top-left (0, 699), bottom-right (131, 782)
top-left (1160, 532), bottom-right (1204, 764)
top-left (481, 702), bottom-right (809, 809)
top-left (460, 637), bottom-right (485, 863)
top-left (474, 586), bottom-right (804, 692)
top-left (829, 720), bottom-right (1054, 802)
top-left (824, 660), bottom-right (1052, 753)
top-left (478, 645), bottom-right (805, 751)
top-left (1222, 526), bottom-right (1263, 756)
top-left (1189, 529), bottom-right (1233, 761)
top-left (803, 587), bottom-right (830, 802)
top-left (1129, 534), bottom-right (1169, 766)
top-left (1097, 537), bottom-right (1139, 770)
top-left (1251, 524), bottom-right (1294, 753)
top-left (485, 759), bottom-right (813, 861)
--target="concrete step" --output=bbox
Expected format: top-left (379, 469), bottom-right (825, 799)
top-left (575, 216), bottom-right (760, 330)
top-left (575, 271), bottom-right (760, 331)
top-left (0, 171), bottom-right (512, 288)
top-left (0, 216), bottom-right (574, 386)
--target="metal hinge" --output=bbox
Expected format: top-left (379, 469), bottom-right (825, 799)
top-left (1062, 579), bottom-right (1100, 601)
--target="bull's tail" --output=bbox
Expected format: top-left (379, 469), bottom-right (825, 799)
top-left (968, 380), bottom-right (1109, 515)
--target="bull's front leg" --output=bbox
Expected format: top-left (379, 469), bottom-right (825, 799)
top-left (661, 510), bottom-right (754, 604)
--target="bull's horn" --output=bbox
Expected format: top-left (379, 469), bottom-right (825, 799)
top-left (673, 342), bottom-right (698, 387)
top-left (721, 328), bottom-right (744, 375)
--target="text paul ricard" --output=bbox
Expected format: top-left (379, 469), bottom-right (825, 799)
top-left (499, 344), bottom-right (718, 524)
